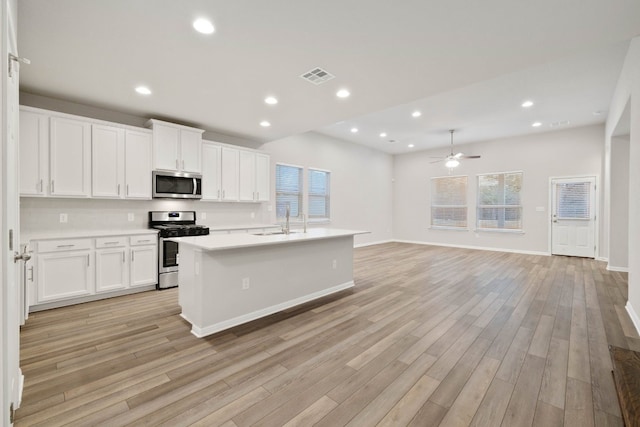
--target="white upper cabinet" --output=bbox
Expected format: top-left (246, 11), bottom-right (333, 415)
top-left (50, 117), bottom-right (91, 197)
top-left (148, 119), bottom-right (203, 173)
top-left (19, 109), bottom-right (49, 196)
top-left (202, 141), bottom-right (222, 201)
top-left (221, 146), bottom-right (240, 201)
top-left (92, 125), bottom-right (152, 199)
top-left (124, 130), bottom-right (152, 199)
top-left (239, 150), bottom-right (256, 202)
top-left (92, 124), bottom-right (124, 198)
top-left (255, 153), bottom-right (270, 202)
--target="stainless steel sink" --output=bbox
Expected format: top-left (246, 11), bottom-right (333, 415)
top-left (253, 231), bottom-right (301, 236)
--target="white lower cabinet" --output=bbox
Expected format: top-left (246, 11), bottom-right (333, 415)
top-left (37, 250), bottom-right (93, 303)
top-left (31, 233), bottom-right (158, 308)
top-left (130, 244), bottom-right (157, 287)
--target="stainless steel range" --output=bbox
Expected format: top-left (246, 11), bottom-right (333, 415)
top-left (149, 211), bottom-right (209, 289)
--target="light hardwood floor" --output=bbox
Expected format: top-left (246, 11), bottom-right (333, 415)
top-left (15, 243), bottom-right (636, 426)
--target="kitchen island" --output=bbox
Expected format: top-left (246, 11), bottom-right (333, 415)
top-left (172, 228), bottom-right (369, 337)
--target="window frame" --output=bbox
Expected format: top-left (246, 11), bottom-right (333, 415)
top-left (475, 170), bottom-right (524, 233)
top-left (275, 162), bottom-right (304, 220)
top-left (429, 175), bottom-right (469, 230)
top-left (307, 167), bottom-right (331, 222)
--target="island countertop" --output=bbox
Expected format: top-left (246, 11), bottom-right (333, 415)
top-left (170, 228), bottom-right (369, 251)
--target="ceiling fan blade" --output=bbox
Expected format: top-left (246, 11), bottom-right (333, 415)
top-left (430, 159), bottom-right (444, 164)
top-left (454, 152), bottom-right (463, 158)
top-left (461, 155), bottom-right (481, 159)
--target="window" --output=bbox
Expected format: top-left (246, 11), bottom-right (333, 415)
top-left (308, 169), bottom-right (330, 220)
top-left (477, 172), bottom-right (523, 231)
top-left (430, 176), bottom-right (468, 228)
top-left (275, 164), bottom-right (302, 219)
top-left (556, 182), bottom-right (590, 219)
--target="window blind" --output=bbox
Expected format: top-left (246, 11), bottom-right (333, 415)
top-left (308, 169), bottom-right (330, 219)
top-left (556, 182), bottom-right (590, 219)
top-left (430, 176), bottom-right (468, 228)
top-left (477, 172), bottom-right (523, 230)
top-left (275, 164), bottom-right (302, 218)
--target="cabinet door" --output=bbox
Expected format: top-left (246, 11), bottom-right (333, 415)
top-left (153, 124), bottom-right (180, 171)
top-left (130, 246), bottom-right (157, 287)
top-left (19, 110), bottom-right (49, 196)
top-left (50, 117), bottom-right (91, 197)
top-left (125, 130), bottom-right (152, 199)
top-left (92, 124), bottom-right (124, 198)
top-left (221, 147), bottom-right (240, 201)
top-left (239, 151), bottom-right (256, 201)
top-left (95, 248), bottom-right (127, 292)
top-left (202, 142), bottom-right (222, 200)
top-left (37, 251), bottom-right (93, 302)
top-left (180, 129), bottom-right (202, 173)
top-left (255, 153), bottom-right (270, 202)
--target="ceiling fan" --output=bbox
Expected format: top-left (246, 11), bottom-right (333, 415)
top-left (430, 129), bottom-right (481, 168)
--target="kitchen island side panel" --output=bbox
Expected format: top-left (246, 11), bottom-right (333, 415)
top-left (178, 235), bottom-right (355, 337)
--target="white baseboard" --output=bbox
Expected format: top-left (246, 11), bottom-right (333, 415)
top-left (188, 280), bottom-right (355, 338)
top-left (354, 239), bottom-right (394, 248)
top-left (626, 301), bottom-right (640, 336)
top-left (597, 256), bottom-right (608, 262)
top-left (607, 264), bottom-right (629, 272)
top-left (393, 239), bottom-right (549, 256)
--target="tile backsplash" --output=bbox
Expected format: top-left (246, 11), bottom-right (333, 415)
top-left (20, 197), bottom-right (271, 236)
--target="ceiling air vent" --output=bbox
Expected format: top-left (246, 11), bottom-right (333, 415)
top-left (300, 67), bottom-right (335, 85)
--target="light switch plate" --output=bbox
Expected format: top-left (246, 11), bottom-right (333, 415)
top-left (127, 213), bottom-right (135, 222)
top-left (201, 212), bottom-right (207, 220)
top-left (59, 213), bottom-right (68, 223)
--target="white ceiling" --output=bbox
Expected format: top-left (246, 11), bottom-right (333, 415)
top-left (17, 0), bottom-right (640, 153)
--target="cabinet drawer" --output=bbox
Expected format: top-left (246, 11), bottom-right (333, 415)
top-left (130, 235), bottom-right (157, 246)
top-left (96, 236), bottom-right (127, 248)
top-left (37, 238), bottom-right (92, 253)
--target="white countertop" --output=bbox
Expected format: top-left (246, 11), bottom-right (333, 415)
top-left (207, 223), bottom-right (281, 232)
top-left (23, 229), bottom-right (158, 243)
top-left (171, 228), bottom-right (369, 251)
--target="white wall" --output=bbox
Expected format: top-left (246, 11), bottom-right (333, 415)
top-left (605, 36), bottom-right (640, 328)
top-left (258, 132), bottom-right (394, 246)
top-left (393, 125), bottom-right (604, 255)
top-left (608, 136), bottom-right (629, 270)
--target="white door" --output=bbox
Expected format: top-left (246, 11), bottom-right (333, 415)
top-left (202, 142), bottom-right (221, 200)
top-left (221, 147), bottom-right (239, 201)
top-left (180, 129), bottom-right (201, 173)
top-left (95, 248), bottom-right (127, 292)
top-left (19, 110), bottom-right (48, 196)
top-left (130, 246), bottom-right (157, 287)
top-left (3, 0), bottom-right (25, 420)
top-left (551, 177), bottom-right (597, 258)
top-left (50, 117), bottom-right (91, 197)
top-left (255, 153), bottom-right (270, 202)
top-left (37, 251), bottom-right (93, 302)
top-left (239, 150), bottom-right (256, 201)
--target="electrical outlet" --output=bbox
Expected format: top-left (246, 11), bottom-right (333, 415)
top-left (267, 205), bottom-right (272, 212)
top-left (59, 213), bottom-right (68, 223)
top-left (242, 277), bottom-right (250, 290)
top-left (201, 212), bottom-right (207, 220)
top-left (332, 259), bottom-right (337, 269)
top-left (127, 213), bottom-right (135, 222)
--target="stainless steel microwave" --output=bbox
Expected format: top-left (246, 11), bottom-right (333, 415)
top-left (152, 171), bottom-right (202, 199)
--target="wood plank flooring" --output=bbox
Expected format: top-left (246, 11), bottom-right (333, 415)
top-left (15, 243), bottom-right (636, 426)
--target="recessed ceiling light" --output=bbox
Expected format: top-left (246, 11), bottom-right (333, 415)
top-left (408, 144), bottom-right (415, 148)
top-left (411, 111), bottom-right (421, 118)
top-left (379, 132), bottom-right (387, 138)
top-left (260, 121), bottom-right (271, 127)
top-left (532, 122), bottom-right (542, 127)
top-left (336, 89), bottom-right (350, 98)
top-left (265, 96), bottom-right (278, 105)
top-left (193, 18), bottom-right (215, 34)
top-left (135, 86), bottom-right (151, 95)
top-left (350, 127), bottom-right (358, 133)
top-left (521, 100), bottom-right (534, 108)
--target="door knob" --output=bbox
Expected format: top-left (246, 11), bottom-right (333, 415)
top-left (14, 246), bottom-right (31, 263)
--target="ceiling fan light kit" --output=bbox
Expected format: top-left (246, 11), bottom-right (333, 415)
top-left (433, 129), bottom-right (481, 169)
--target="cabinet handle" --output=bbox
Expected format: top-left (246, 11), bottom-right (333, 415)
top-left (56, 244), bottom-right (74, 248)
top-left (137, 239), bottom-right (151, 243)
top-left (175, 159), bottom-right (179, 170)
top-left (222, 190), bottom-right (225, 199)
top-left (118, 184), bottom-right (121, 195)
top-left (87, 255), bottom-right (90, 267)
top-left (126, 184), bottom-right (129, 196)
top-left (256, 192), bottom-right (259, 200)
top-left (39, 179), bottom-right (43, 193)
top-left (104, 241), bottom-right (119, 245)
top-left (131, 251), bottom-right (135, 262)
top-left (28, 266), bottom-right (34, 281)
top-left (182, 160), bottom-right (185, 170)
top-left (51, 180), bottom-right (55, 193)
top-left (122, 252), bottom-right (125, 263)
top-left (217, 189), bottom-right (220, 199)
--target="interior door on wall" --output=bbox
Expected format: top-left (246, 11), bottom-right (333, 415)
top-left (551, 177), bottom-right (596, 258)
